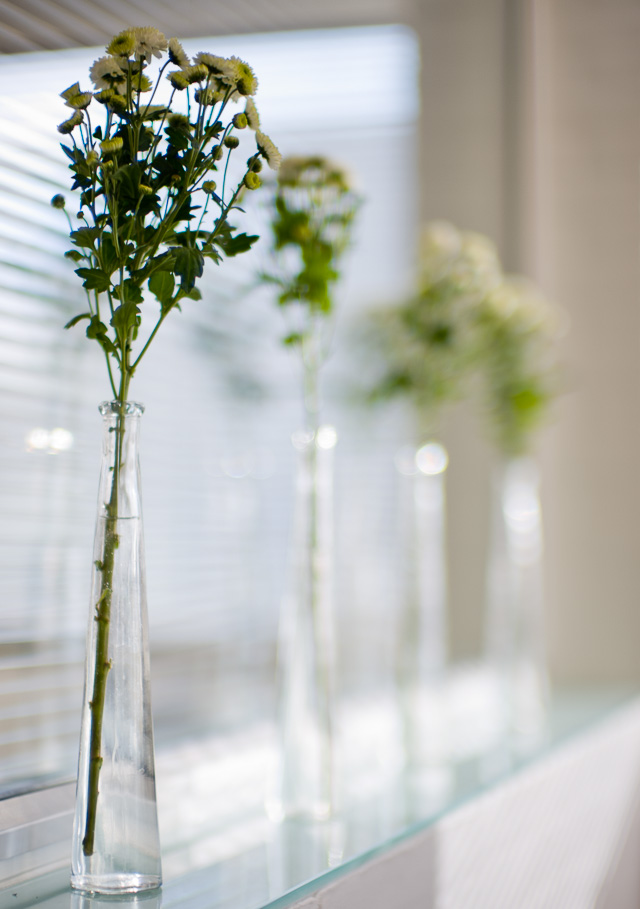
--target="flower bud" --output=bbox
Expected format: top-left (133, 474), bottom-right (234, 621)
top-left (211, 144), bottom-right (224, 161)
top-left (86, 150), bottom-right (99, 167)
top-left (95, 89), bottom-right (114, 104)
top-left (68, 91), bottom-right (93, 110)
top-left (232, 113), bottom-right (247, 129)
top-left (244, 171), bottom-right (262, 190)
top-left (107, 94), bottom-right (127, 114)
top-left (57, 111), bottom-right (83, 134)
top-left (50, 194), bottom-right (66, 209)
top-left (202, 181), bottom-right (217, 194)
top-left (183, 64), bottom-right (209, 84)
top-left (194, 87), bottom-right (219, 106)
top-left (224, 135), bottom-right (239, 149)
top-left (168, 113), bottom-right (191, 133)
top-left (100, 136), bottom-right (124, 155)
top-left (168, 71), bottom-right (189, 91)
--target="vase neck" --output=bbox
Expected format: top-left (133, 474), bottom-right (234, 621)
top-left (97, 401), bottom-right (144, 520)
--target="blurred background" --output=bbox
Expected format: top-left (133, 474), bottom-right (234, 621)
top-left (0, 0), bottom-right (637, 796)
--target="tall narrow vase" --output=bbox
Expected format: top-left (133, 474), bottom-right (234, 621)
top-left (396, 442), bottom-right (450, 783)
top-left (71, 401), bottom-right (161, 894)
top-left (485, 456), bottom-right (548, 748)
top-left (270, 426), bottom-right (337, 821)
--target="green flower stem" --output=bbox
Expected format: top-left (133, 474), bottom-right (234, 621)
top-left (131, 312), bottom-right (166, 371)
top-left (83, 370), bottom-right (130, 856)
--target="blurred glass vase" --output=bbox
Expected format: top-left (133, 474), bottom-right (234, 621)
top-left (270, 426), bottom-right (338, 821)
top-left (71, 402), bottom-right (161, 894)
top-left (485, 456), bottom-right (548, 750)
top-left (396, 441), bottom-right (450, 783)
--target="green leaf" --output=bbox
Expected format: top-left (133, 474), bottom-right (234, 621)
top-left (120, 280), bottom-right (143, 306)
top-left (112, 163), bottom-right (141, 197)
top-left (71, 227), bottom-right (100, 249)
top-left (283, 332), bottom-right (303, 346)
top-left (86, 315), bottom-right (109, 340)
top-left (85, 314), bottom-right (118, 357)
top-left (171, 246), bottom-right (204, 291)
top-left (64, 250), bottom-right (84, 263)
top-left (149, 271), bottom-right (175, 305)
top-left (201, 246), bottom-right (222, 265)
top-left (75, 267), bottom-right (111, 293)
top-left (172, 194), bottom-right (197, 224)
top-left (99, 234), bottom-right (121, 275)
top-left (110, 301), bottom-right (141, 337)
top-left (215, 232), bottom-right (259, 257)
top-left (111, 163), bottom-right (143, 214)
top-left (64, 312), bottom-right (91, 330)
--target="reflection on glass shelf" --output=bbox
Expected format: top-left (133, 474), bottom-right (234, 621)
top-left (142, 669), bottom-right (640, 906)
top-left (4, 673), bottom-right (638, 909)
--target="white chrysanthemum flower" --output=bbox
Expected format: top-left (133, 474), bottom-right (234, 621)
top-left (255, 130), bottom-right (281, 170)
top-left (227, 56), bottom-right (258, 96)
top-left (244, 98), bottom-right (260, 130)
top-left (131, 27), bottom-right (168, 61)
top-left (168, 37), bottom-right (189, 68)
top-left (458, 232), bottom-right (502, 294)
top-left (194, 52), bottom-right (235, 79)
top-left (90, 56), bottom-right (126, 93)
top-left (107, 29), bottom-right (136, 58)
top-left (420, 221), bottom-right (462, 263)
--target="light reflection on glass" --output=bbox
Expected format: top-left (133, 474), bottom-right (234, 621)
top-left (316, 425), bottom-right (338, 450)
top-left (415, 441), bottom-right (448, 476)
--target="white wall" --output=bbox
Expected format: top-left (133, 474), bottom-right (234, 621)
top-left (535, 0), bottom-right (640, 681)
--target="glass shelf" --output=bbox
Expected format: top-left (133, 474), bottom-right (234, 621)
top-left (2, 674), bottom-right (637, 909)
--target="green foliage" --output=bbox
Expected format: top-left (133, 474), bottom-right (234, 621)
top-left (366, 223), bottom-right (502, 435)
top-left (366, 222), bottom-right (559, 452)
top-left (262, 156), bottom-right (359, 351)
top-left (54, 27), bottom-right (280, 401)
top-left (475, 279), bottom-right (558, 456)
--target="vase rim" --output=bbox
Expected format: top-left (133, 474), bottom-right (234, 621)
top-left (99, 400), bottom-right (145, 417)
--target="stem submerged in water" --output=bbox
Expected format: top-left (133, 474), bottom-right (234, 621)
top-left (82, 385), bottom-right (128, 856)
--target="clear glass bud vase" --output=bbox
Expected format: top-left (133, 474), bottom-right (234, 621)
top-left (485, 456), bottom-right (548, 749)
top-left (396, 442), bottom-right (450, 788)
top-left (71, 401), bottom-right (161, 894)
top-left (269, 425), bottom-right (338, 822)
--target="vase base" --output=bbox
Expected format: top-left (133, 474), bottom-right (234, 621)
top-left (70, 872), bottom-right (162, 895)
